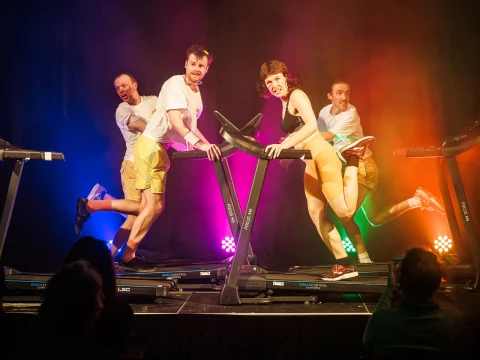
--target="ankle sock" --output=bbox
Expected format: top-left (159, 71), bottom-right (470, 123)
top-left (358, 252), bottom-right (372, 263)
top-left (336, 256), bottom-right (352, 266)
top-left (346, 155), bottom-right (360, 167)
top-left (86, 200), bottom-right (113, 213)
top-left (407, 197), bottom-right (421, 208)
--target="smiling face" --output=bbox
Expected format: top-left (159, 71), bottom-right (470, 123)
top-left (264, 72), bottom-right (288, 99)
top-left (114, 74), bottom-right (139, 105)
top-left (184, 54), bottom-right (209, 85)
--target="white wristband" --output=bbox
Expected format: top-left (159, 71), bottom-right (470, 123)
top-left (184, 131), bottom-right (201, 146)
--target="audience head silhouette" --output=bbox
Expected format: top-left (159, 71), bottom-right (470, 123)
top-left (39, 260), bottom-right (104, 335)
top-left (399, 247), bottom-right (442, 301)
top-left (63, 236), bottom-right (116, 302)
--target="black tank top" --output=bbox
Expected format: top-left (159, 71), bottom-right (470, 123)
top-left (281, 96), bottom-right (305, 134)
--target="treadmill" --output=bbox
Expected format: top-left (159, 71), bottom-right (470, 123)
top-left (214, 111), bottom-right (389, 305)
top-left (114, 114), bottom-right (262, 291)
top-left (0, 139), bottom-right (176, 302)
top-left (2, 115), bottom-right (264, 302)
top-left (394, 118), bottom-right (480, 290)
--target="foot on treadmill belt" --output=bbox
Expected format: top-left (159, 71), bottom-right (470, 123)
top-left (320, 264), bottom-right (359, 281)
top-left (117, 257), bottom-right (157, 272)
top-left (414, 186), bottom-right (445, 215)
top-left (75, 198), bottom-right (91, 236)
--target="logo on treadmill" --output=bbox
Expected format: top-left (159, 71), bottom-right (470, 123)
top-left (272, 281), bottom-right (284, 286)
top-left (299, 283), bottom-right (326, 289)
top-left (227, 204), bottom-right (235, 223)
top-left (117, 287), bottom-right (131, 292)
top-left (161, 272), bottom-right (187, 279)
top-left (30, 283), bottom-right (47, 289)
top-left (200, 271), bottom-right (211, 276)
top-left (244, 208), bottom-right (253, 230)
top-left (461, 202), bottom-right (470, 221)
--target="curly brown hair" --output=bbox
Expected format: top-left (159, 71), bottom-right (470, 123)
top-left (256, 60), bottom-right (300, 99)
top-left (185, 43), bottom-right (213, 66)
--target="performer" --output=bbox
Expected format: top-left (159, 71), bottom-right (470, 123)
top-left (258, 60), bottom-right (375, 280)
top-left (80, 73), bottom-right (157, 258)
top-left (316, 80), bottom-right (445, 263)
top-left (75, 44), bottom-right (221, 271)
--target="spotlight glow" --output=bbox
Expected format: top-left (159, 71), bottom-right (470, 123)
top-left (221, 236), bottom-right (236, 253)
top-left (434, 235), bottom-right (453, 254)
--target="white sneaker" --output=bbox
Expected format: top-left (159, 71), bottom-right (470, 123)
top-left (87, 183), bottom-right (107, 201)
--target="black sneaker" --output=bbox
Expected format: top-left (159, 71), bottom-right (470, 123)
top-left (117, 258), bottom-right (157, 272)
top-left (75, 198), bottom-right (91, 235)
top-left (339, 136), bottom-right (376, 160)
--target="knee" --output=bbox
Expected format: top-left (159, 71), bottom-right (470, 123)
top-left (122, 216), bottom-right (136, 230)
top-left (151, 198), bottom-right (165, 216)
top-left (307, 203), bottom-right (326, 219)
top-left (337, 209), bottom-right (355, 222)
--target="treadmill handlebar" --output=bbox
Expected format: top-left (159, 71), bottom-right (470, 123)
top-left (393, 147), bottom-right (443, 158)
top-left (171, 113), bottom-right (263, 161)
top-left (394, 119), bottom-right (480, 159)
top-left (171, 141), bottom-right (237, 160)
top-left (0, 149), bottom-right (65, 161)
top-left (440, 135), bottom-right (480, 157)
top-left (215, 110), bottom-right (312, 160)
top-left (394, 135), bottom-right (480, 159)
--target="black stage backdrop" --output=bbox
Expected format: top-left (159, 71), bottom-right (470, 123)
top-left (1, 0), bottom-right (479, 273)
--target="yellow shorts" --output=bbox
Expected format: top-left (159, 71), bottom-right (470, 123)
top-left (300, 133), bottom-right (344, 203)
top-left (356, 156), bottom-right (378, 191)
top-left (133, 136), bottom-right (170, 194)
top-left (120, 160), bottom-right (142, 201)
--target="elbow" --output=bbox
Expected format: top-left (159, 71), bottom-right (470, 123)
top-left (306, 123), bottom-right (317, 135)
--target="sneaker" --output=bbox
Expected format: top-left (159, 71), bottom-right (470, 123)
top-left (75, 198), bottom-right (91, 236)
top-left (414, 186), bottom-right (445, 214)
top-left (339, 136), bottom-right (376, 160)
top-left (320, 264), bottom-right (359, 281)
top-left (117, 258), bottom-right (157, 273)
top-left (87, 183), bottom-right (107, 201)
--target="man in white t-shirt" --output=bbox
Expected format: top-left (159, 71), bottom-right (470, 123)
top-left (75, 44), bottom-right (221, 271)
top-left (315, 81), bottom-right (445, 263)
top-left (77, 73), bottom-right (157, 255)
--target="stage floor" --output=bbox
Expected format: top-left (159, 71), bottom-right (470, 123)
top-left (3, 285), bottom-right (463, 315)
top-left (3, 287), bottom-right (475, 360)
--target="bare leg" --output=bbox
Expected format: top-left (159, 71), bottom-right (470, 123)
top-left (361, 190), bottom-right (414, 226)
top-left (121, 189), bottom-right (165, 262)
top-left (328, 165), bottom-right (359, 221)
top-left (111, 188), bottom-right (148, 256)
top-left (306, 197), bottom-right (348, 259)
top-left (86, 199), bottom-right (143, 216)
top-left (338, 185), bottom-right (370, 256)
top-left (103, 193), bottom-right (128, 219)
top-left (111, 215), bottom-right (136, 256)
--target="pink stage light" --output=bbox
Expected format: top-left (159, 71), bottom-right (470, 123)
top-left (221, 236), bottom-right (236, 253)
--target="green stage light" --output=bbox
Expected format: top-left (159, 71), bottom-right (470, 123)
top-left (342, 237), bottom-right (356, 253)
